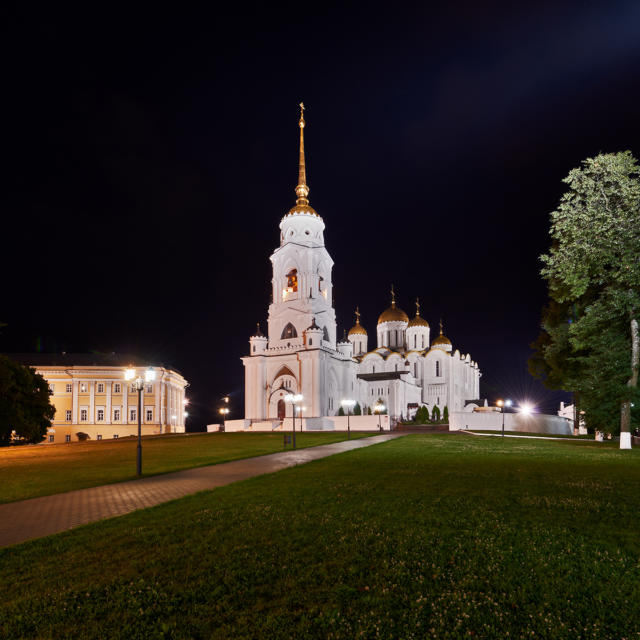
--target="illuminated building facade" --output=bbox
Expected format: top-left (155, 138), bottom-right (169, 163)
top-left (11, 354), bottom-right (188, 443)
top-left (239, 106), bottom-right (481, 427)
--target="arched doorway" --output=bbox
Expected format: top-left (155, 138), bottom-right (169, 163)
top-left (277, 399), bottom-right (286, 420)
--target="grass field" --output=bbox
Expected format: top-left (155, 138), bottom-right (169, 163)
top-left (1, 434), bottom-right (639, 638)
top-left (0, 431), bottom-right (371, 504)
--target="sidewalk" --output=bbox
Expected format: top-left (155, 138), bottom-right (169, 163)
top-left (0, 433), bottom-right (403, 548)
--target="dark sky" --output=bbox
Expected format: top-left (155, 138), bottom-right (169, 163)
top-left (3, 1), bottom-right (640, 427)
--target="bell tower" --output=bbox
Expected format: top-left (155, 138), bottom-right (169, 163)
top-left (268, 103), bottom-right (337, 348)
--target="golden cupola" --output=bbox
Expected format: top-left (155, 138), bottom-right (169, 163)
top-left (287, 102), bottom-right (319, 218)
top-left (348, 307), bottom-right (367, 336)
top-left (407, 298), bottom-right (429, 328)
top-left (377, 285), bottom-right (409, 324)
top-left (432, 319), bottom-right (452, 350)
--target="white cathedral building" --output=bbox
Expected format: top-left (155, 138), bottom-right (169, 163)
top-left (237, 105), bottom-right (481, 430)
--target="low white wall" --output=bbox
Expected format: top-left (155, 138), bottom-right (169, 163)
top-left (450, 411), bottom-right (573, 435)
top-left (213, 415), bottom-right (390, 432)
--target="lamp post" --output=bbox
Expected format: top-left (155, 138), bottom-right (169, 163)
top-left (496, 399), bottom-right (512, 438)
top-left (374, 401), bottom-right (386, 431)
top-left (219, 407), bottom-right (229, 431)
top-left (284, 393), bottom-right (303, 449)
top-left (341, 399), bottom-right (356, 439)
top-left (124, 366), bottom-right (156, 476)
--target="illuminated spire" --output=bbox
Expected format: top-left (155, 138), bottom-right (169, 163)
top-left (390, 284), bottom-right (396, 307)
top-left (295, 102), bottom-right (309, 206)
top-left (416, 297), bottom-right (421, 316)
top-left (355, 306), bottom-right (361, 324)
top-left (439, 318), bottom-right (444, 334)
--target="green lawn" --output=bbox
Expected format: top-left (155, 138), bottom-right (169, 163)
top-left (1, 435), bottom-right (639, 639)
top-left (0, 431), bottom-right (372, 504)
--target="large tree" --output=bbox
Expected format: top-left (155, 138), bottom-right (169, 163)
top-left (535, 151), bottom-right (640, 448)
top-left (0, 356), bottom-right (55, 445)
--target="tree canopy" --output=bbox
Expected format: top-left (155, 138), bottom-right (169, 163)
top-left (0, 356), bottom-right (55, 445)
top-left (532, 151), bottom-right (640, 443)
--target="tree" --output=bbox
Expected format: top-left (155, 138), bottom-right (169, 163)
top-left (413, 406), bottom-right (429, 424)
top-left (443, 405), bottom-right (449, 423)
top-left (431, 406), bottom-right (441, 422)
top-left (367, 406), bottom-right (372, 415)
top-left (353, 402), bottom-right (362, 416)
top-left (0, 356), bottom-right (55, 445)
top-left (537, 152), bottom-right (640, 448)
top-left (338, 406), bottom-right (345, 416)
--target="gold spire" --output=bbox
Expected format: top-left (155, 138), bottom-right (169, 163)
top-left (439, 318), bottom-right (443, 334)
top-left (390, 284), bottom-right (396, 307)
top-left (416, 297), bottom-right (421, 316)
top-left (295, 102), bottom-right (309, 206)
top-left (349, 305), bottom-right (368, 336)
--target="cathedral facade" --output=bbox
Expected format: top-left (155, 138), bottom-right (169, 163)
top-left (241, 106), bottom-right (481, 427)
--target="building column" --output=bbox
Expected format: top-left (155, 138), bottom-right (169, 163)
top-left (123, 384), bottom-right (129, 424)
top-left (89, 381), bottom-right (95, 423)
top-left (155, 382), bottom-right (161, 426)
top-left (72, 380), bottom-right (79, 424)
top-left (106, 381), bottom-right (112, 424)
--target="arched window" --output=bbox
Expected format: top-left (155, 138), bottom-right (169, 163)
top-left (413, 335), bottom-right (417, 348)
top-left (286, 269), bottom-right (298, 293)
top-left (421, 335), bottom-right (425, 349)
top-left (435, 361), bottom-right (440, 377)
top-left (414, 362), bottom-right (418, 377)
top-left (322, 326), bottom-right (329, 341)
top-left (281, 323), bottom-right (297, 339)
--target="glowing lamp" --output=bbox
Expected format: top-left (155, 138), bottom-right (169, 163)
top-left (145, 367), bottom-right (156, 382)
top-left (124, 368), bottom-right (136, 381)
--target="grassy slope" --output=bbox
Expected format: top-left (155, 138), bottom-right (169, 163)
top-left (0, 432), bottom-right (370, 503)
top-left (1, 435), bottom-right (639, 639)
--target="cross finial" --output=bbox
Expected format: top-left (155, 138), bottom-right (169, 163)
top-left (355, 306), bottom-right (361, 323)
top-left (299, 102), bottom-right (305, 127)
top-left (439, 318), bottom-right (444, 334)
top-left (416, 297), bottom-right (421, 315)
top-left (390, 284), bottom-right (396, 305)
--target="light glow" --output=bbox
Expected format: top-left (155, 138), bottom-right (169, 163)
top-left (520, 403), bottom-right (534, 416)
top-left (124, 368), bottom-right (136, 381)
top-left (145, 367), bottom-right (156, 382)
top-left (341, 399), bottom-right (356, 408)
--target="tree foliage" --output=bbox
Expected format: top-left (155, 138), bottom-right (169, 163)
top-left (431, 406), bottom-right (441, 422)
top-left (443, 405), bottom-right (449, 423)
top-left (0, 356), bottom-right (55, 445)
top-left (532, 152), bottom-right (640, 436)
top-left (353, 402), bottom-right (362, 416)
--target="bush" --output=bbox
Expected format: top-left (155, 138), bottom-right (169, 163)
top-left (443, 405), bottom-right (449, 423)
top-left (354, 402), bottom-right (362, 416)
top-left (431, 406), bottom-right (441, 422)
top-left (338, 406), bottom-right (345, 416)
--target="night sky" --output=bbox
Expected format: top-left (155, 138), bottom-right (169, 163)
top-left (3, 2), bottom-right (640, 428)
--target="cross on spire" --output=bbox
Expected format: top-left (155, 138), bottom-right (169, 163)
top-left (416, 297), bottom-right (421, 316)
top-left (355, 306), bottom-right (361, 323)
top-left (390, 284), bottom-right (396, 306)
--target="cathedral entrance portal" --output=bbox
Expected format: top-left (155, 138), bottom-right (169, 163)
top-left (277, 399), bottom-right (286, 420)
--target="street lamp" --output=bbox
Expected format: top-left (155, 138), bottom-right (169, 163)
top-left (496, 399), bottom-right (512, 438)
top-left (374, 401), bottom-right (386, 431)
top-left (284, 393), bottom-right (303, 449)
top-left (341, 399), bottom-right (356, 439)
top-left (124, 366), bottom-right (156, 475)
top-left (218, 407), bottom-right (229, 431)
top-left (519, 403), bottom-right (534, 416)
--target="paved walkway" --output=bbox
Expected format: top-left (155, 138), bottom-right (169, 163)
top-left (0, 434), bottom-right (403, 548)
top-left (461, 430), bottom-right (593, 441)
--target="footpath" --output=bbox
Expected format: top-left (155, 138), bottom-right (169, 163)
top-left (0, 433), bottom-right (403, 548)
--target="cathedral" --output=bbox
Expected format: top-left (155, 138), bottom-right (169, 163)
top-left (241, 105), bottom-right (481, 428)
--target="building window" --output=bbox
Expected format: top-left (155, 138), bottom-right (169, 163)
top-left (97, 409), bottom-right (104, 422)
top-left (395, 364), bottom-right (398, 372)
top-left (80, 409), bottom-right (88, 421)
top-left (435, 361), bottom-right (440, 377)
top-left (113, 434), bottom-right (118, 439)
top-left (145, 384), bottom-right (153, 393)
top-left (65, 435), bottom-right (71, 443)
top-left (65, 410), bottom-right (72, 421)
top-left (66, 383), bottom-right (72, 393)
top-left (80, 383), bottom-right (88, 393)
top-left (113, 409), bottom-right (121, 421)
top-left (422, 336), bottom-right (425, 349)
top-left (114, 383), bottom-right (121, 393)
top-left (130, 383), bottom-right (137, 393)
top-left (281, 322), bottom-right (297, 339)
top-left (146, 409), bottom-right (153, 421)
top-left (49, 435), bottom-right (54, 443)
top-left (414, 335), bottom-right (417, 349)
top-left (130, 408), bottom-right (137, 421)
top-left (48, 383), bottom-right (55, 393)
top-left (97, 435), bottom-right (102, 441)
top-left (322, 326), bottom-right (329, 341)
top-left (97, 383), bottom-right (104, 393)
top-left (286, 269), bottom-right (298, 292)
top-left (309, 339), bottom-right (312, 346)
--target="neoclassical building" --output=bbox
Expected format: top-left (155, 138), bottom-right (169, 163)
top-left (241, 105), bottom-right (480, 426)
top-left (10, 353), bottom-right (188, 443)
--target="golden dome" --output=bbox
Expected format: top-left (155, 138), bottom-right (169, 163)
top-left (378, 303), bottom-right (409, 324)
top-left (287, 203), bottom-right (319, 217)
top-left (407, 297), bottom-right (429, 328)
top-left (431, 333), bottom-right (451, 345)
top-left (348, 307), bottom-right (367, 336)
top-left (378, 285), bottom-right (409, 324)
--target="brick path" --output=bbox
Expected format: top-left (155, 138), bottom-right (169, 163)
top-left (0, 433), bottom-right (403, 548)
